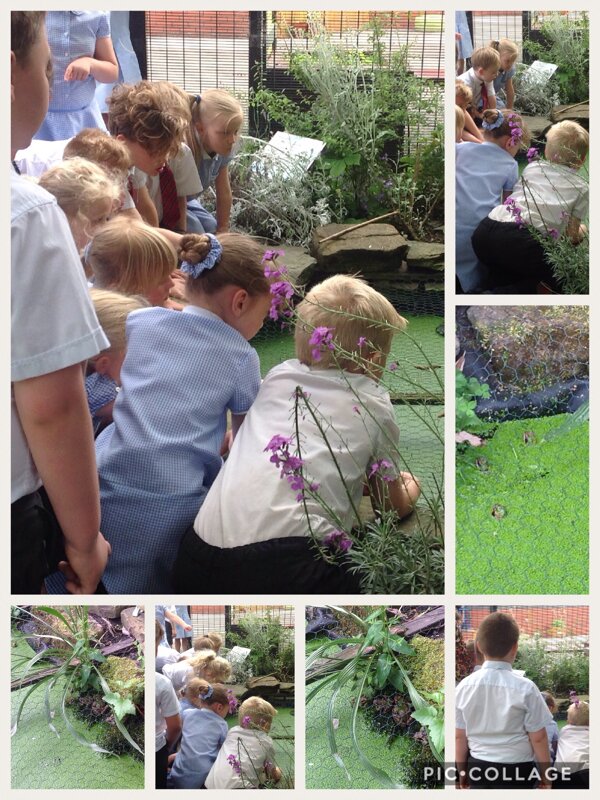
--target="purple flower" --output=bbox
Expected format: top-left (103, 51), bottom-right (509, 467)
top-left (357, 336), bottom-right (367, 348)
top-left (526, 147), bottom-right (539, 162)
top-left (241, 715), bottom-right (252, 728)
top-left (569, 690), bottom-right (580, 707)
top-left (368, 459), bottom-right (395, 481)
top-left (264, 759), bottom-right (274, 771)
top-left (548, 228), bottom-right (560, 240)
top-left (388, 361), bottom-right (398, 372)
top-left (309, 326), bottom-right (335, 361)
top-left (262, 248), bottom-right (285, 263)
top-left (352, 405), bottom-right (361, 414)
top-left (265, 435), bottom-right (292, 452)
top-left (269, 280), bottom-right (294, 322)
top-left (323, 529), bottom-right (353, 553)
top-left (227, 754), bottom-right (242, 775)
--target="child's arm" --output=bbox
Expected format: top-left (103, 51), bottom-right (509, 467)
top-left (165, 713), bottom-right (182, 748)
top-left (527, 727), bottom-right (552, 788)
top-left (177, 196), bottom-right (188, 233)
top-left (13, 363), bottom-right (111, 594)
top-left (455, 728), bottom-right (470, 789)
top-left (566, 216), bottom-right (586, 244)
top-left (164, 609), bottom-right (193, 633)
top-left (133, 184), bottom-right (160, 227)
top-left (64, 37), bottom-right (118, 83)
top-left (505, 77), bottom-right (515, 110)
top-left (368, 470), bottom-right (421, 518)
top-left (463, 111), bottom-right (484, 142)
top-left (214, 167), bottom-right (233, 233)
top-left (265, 762), bottom-right (282, 783)
top-left (167, 752), bottom-right (177, 766)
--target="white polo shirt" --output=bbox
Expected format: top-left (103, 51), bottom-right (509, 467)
top-left (555, 725), bottom-right (589, 772)
top-left (456, 660), bottom-right (552, 763)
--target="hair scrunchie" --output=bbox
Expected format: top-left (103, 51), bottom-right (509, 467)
top-left (200, 685), bottom-right (213, 700)
top-left (195, 94), bottom-right (202, 105)
top-left (482, 111), bottom-right (504, 131)
top-left (180, 233), bottom-right (223, 278)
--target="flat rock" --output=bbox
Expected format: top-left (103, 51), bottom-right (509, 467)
top-left (520, 114), bottom-right (552, 141)
top-left (551, 103), bottom-right (589, 126)
top-left (121, 607), bottom-right (145, 647)
top-left (281, 245), bottom-right (318, 287)
top-left (310, 223), bottom-right (409, 274)
top-left (405, 240), bottom-right (445, 272)
top-left (95, 606), bottom-right (130, 619)
top-left (467, 306), bottom-right (589, 393)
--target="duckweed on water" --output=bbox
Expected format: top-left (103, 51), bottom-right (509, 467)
top-left (456, 414), bottom-right (588, 594)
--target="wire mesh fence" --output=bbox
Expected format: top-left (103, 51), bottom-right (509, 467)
top-left (305, 605), bottom-right (444, 789)
top-left (455, 305), bottom-right (588, 595)
top-left (456, 605), bottom-right (589, 708)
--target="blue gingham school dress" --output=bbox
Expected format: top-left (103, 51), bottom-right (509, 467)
top-left (35, 11), bottom-right (110, 141)
top-left (95, 305), bottom-right (262, 593)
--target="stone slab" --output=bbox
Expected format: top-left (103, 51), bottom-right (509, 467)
top-left (405, 240), bottom-right (445, 271)
top-left (310, 223), bottom-right (409, 273)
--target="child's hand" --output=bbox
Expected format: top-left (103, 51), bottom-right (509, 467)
top-left (266, 764), bottom-right (282, 783)
top-left (58, 533), bottom-right (112, 594)
top-left (64, 57), bottom-right (93, 81)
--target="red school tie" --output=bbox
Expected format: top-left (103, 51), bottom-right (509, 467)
top-left (159, 164), bottom-right (180, 231)
top-left (480, 81), bottom-right (489, 111)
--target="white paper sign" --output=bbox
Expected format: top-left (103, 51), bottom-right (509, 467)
top-left (227, 645), bottom-right (251, 663)
top-left (258, 131), bottom-right (325, 178)
top-left (522, 60), bottom-right (558, 86)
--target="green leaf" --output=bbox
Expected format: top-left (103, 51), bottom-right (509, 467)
top-left (387, 666), bottom-right (405, 692)
top-left (388, 637), bottom-right (414, 655)
top-left (363, 621), bottom-right (385, 647)
top-left (375, 653), bottom-right (392, 687)
top-left (102, 691), bottom-right (136, 721)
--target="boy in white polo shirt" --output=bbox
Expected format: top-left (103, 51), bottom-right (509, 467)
top-left (456, 611), bottom-right (553, 789)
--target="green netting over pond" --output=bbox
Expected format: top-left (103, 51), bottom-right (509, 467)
top-left (456, 414), bottom-right (588, 594)
top-left (305, 676), bottom-right (438, 789)
top-left (11, 634), bottom-right (144, 790)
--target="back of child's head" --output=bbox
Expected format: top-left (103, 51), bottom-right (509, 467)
top-left (88, 288), bottom-right (149, 354)
top-left (470, 46), bottom-right (501, 72)
top-left (239, 696), bottom-right (277, 730)
top-left (541, 691), bottom-right (557, 714)
top-left (38, 157), bottom-right (122, 234)
top-left (465, 638), bottom-right (484, 667)
top-left (481, 108), bottom-right (530, 149)
top-left (11, 10), bottom-right (46, 64)
top-left (475, 611), bottom-right (520, 659)
top-left (192, 636), bottom-right (215, 652)
top-left (191, 651), bottom-right (232, 683)
top-left (567, 699), bottom-right (589, 726)
top-left (86, 216), bottom-right (177, 296)
top-left (183, 676), bottom-right (229, 708)
top-left (490, 38), bottom-right (519, 63)
top-left (155, 619), bottom-right (164, 649)
top-left (294, 274), bottom-right (406, 370)
top-left (181, 232), bottom-right (270, 299)
top-left (206, 631), bottom-right (224, 652)
top-left (545, 120), bottom-right (589, 167)
top-left (64, 128), bottom-right (131, 177)
top-left (107, 80), bottom-right (191, 160)
top-left (455, 80), bottom-right (473, 107)
top-left (456, 105), bottom-right (465, 141)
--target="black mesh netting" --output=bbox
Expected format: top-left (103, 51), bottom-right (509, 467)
top-left (305, 605), bottom-right (444, 790)
top-left (455, 306), bottom-right (588, 595)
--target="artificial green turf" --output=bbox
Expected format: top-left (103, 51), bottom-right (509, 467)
top-left (456, 414), bottom-right (588, 594)
top-left (305, 676), bottom-right (436, 789)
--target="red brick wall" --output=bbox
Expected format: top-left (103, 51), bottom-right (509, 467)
top-left (146, 11), bottom-right (249, 38)
top-left (462, 606), bottom-right (588, 640)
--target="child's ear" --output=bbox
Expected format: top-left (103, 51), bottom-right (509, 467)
top-left (230, 288), bottom-right (250, 317)
top-left (93, 354), bottom-right (112, 376)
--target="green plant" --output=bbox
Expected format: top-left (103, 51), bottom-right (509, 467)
top-left (539, 230), bottom-right (589, 294)
top-left (456, 370), bottom-right (490, 432)
top-left (11, 606), bottom-right (143, 757)
top-left (229, 613), bottom-right (294, 681)
top-left (512, 63), bottom-right (560, 116)
top-left (306, 606), bottom-right (444, 788)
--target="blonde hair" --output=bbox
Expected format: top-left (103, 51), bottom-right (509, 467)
top-left (190, 652), bottom-right (232, 683)
top-left (295, 275), bottom-right (406, 370)
top-left (239, 696), bottom-right (277, 729)
top-left (192, 636), bottom-right (215, 652)
top-left (456, 105), bottom-right (465, 141)
top-left (183, 677), bottom-right (229, 709)
top-left (567, 700), bottom-right (589, 726)
top-left (155, 619), bottom-right (164, 645)
top-left (481, 109), bottom-right (530, 149)
top-left (107, 80), bottom-right (191, 160)
top-left (455, 80), bottom-right (473, 106)
top-left (206, 632), bottom-right (224, 652)
top-left (182, 232), bottom-right (270, 299)
top-left (187, 89), bottom-right (243, 165)
top-left (545, 120), bottom-right (589, 167)
top-left (38, 157), bottom-right (122, 226)
top-left (86, 217), bottom-right (177, 296)
top-left (88, 288), bottom-right (149, 353)
top-left (471, 46), bottom-right (501, 72)
top-left (64, 128), bottom-right (131, 176)
top-left (490, 38), bottom-right (519, 61)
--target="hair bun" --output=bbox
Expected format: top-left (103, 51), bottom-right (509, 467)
top-left (179, 233), bottom-right (211, 265)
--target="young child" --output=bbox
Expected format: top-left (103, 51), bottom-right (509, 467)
top-left (540, 691), bottom-right (559, 763)
top-left (205, 697), bottom-right (282, 789)
top-left (185, 89), bottom-right (243, 234)
top-left (553, 697), bottom-right (589, 788)
top-left (455, 611), bottom-right (553, 789)
top-left (163, 638), bottom-right (216, 694)
top-left (455, 11), bottom-right (473, 76)
top-left (11, 10), bottom-right (111, 595)
top-left (173, 605), bottom-right (193, 652)
top-left (167, 678), bottom-right (230, 789)
top-left (174, 274), bottom-right (421, 594)
top-left (156, 605), bottom-right (193, 672)
top-left (491, 38), bottom-right (519, 110)
top-left (473, 119), bottom-right (588, 293)
top-left (34, 11), bottom-right (118, 140)
top-left (85, 289), bottom-right (149, 433)
top-left (457, 46), bottom-right (501, 117)
top-left (84, 216), bottom-right (178, 305)
top-left (180, 631), bottom-right (223, 660)
top-left (455, 81), bottom-right (483, 143)
top-left (155, 620), bottom-right (182, 789)
top-left (38, 157), bottom-right (121, 252)
top-left (95, 232), bottom-right (272, 593)
top-left (456, 108), bottom-right (527, 292)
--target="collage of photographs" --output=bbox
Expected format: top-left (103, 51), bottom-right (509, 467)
top-left (8, 7), bottom-right (591, 796)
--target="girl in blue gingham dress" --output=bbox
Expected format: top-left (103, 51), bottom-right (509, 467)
top-left (35, 11), bottom-right (118, 141)
top-left (94, 232), bottom-right (273, 593)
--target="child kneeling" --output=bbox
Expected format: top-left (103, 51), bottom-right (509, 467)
top-left (205, 697), bottom-right (281, 789)
top-left (174, 274), bottom-right (420, 593)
